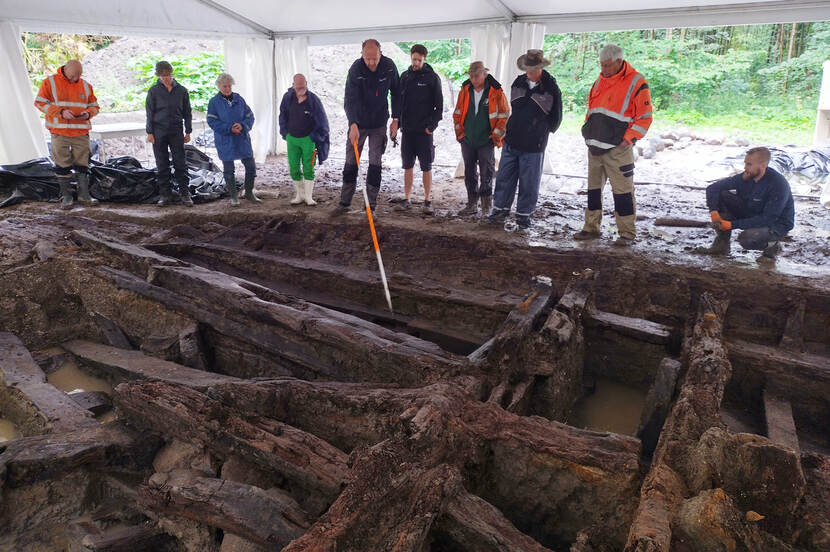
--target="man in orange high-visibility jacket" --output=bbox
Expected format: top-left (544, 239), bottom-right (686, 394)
top-left (33, 59), bottom-right (100, 210)
top-left (452, 61), bottom-right (509, 216)
top-left (575, 44), bottom-right (652, 246)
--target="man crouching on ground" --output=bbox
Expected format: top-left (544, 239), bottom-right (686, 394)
top-left (695, 146), bottom-right (794, 263)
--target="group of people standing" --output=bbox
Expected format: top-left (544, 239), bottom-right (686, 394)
top-left (33, 40), bottom-right (794, 261)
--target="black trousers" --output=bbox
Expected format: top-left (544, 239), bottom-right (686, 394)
top-left (460, 140), bottom-right (495, 198)
top-left (152, 132), bottom-right (189, 193)
top-left (222, 157), bottom-right (256, 186)
top-left (718, 190), bottom-right (784, 250)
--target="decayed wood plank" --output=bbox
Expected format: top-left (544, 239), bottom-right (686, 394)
top-left (763, 389), bottom-right (800, 453)
top-left (585, 311), bottom-right (672, 345)
top-left (62, 340), bottom-right (242, 391)
top-left (0, 332), bottom-right (96, 434)
top-left (139, 469), bottom-right (309, 547)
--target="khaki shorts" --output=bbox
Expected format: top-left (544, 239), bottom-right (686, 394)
top-left (51, 134), bottom-right (91, 169)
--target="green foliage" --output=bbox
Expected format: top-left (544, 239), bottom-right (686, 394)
top-left (396, 40), bottom-right (471, 85)
top-left (22, 33), bottom-right (115, 91)
top-left (127, 51), bottom-right (226, 112)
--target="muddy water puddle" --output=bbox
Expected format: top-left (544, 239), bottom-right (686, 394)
top-left (569, 379), bottom-right (647, 436)
top-left (0, 417), bottom-right (21, 442)
top-left (47, 359), bottom-right (113, 395)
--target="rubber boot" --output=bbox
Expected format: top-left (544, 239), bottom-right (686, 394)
top-left (179, 183), bottom-right (194, 207)
top-left (244, 174), bottom-right (260, 202)
top-left (303, 177), bottom-right (317, 206)
top-left (157, 183), bottom-right (171, 206)
top-left (758, 241), bottom-right (781, 263)
top-left (76, 173), bottom-right (98, 206)
top-left (479, 195), bottom-right (492, 217)
top-left (290, 180), bottom-right (303, 205)
top-left (227, 176), bottom-right (239, 207)
top-left (58, 178), bottom-right (74, 210)
top-left (695, 230), bottom-right (731, 255)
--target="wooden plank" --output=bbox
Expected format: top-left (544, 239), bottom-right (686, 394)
top-left (763, 389), bottom-right (800, 453)
top-left (69, 391), bottom-right (112, 416)
top-left (62, 340), bottom-right (242, 391)
top-left (586, 311), bottom-right (672, 345)
top-left (0, 332), bottom-right (97, 434)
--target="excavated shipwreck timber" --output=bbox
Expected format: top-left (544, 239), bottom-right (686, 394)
top-left (0, 215), bottom-right (829, 551)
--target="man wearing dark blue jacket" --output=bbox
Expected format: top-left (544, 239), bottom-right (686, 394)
top-left (394, 44), bottom-right (442, 215)
top-left (145, 61), bottom-right (193, 206)
top-left (486, 49), bottom-right (562, 230)
top-left (696, 146), bottom-right (794, 261)
top-left (333, 39), bottom-right (401, 215)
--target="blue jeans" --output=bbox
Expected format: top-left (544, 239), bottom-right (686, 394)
top-left (492, 143), bottom-right (545, 223)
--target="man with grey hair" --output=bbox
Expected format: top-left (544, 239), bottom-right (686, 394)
top-left (146, 60), bottom-right (193, 206)
top-left (576, 44), bottom-right (652, 246)
top-left (208, 72), bottom-right (258, 206)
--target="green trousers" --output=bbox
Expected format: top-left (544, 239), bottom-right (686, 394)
top-left (286, 134), bottom-right (316, 181)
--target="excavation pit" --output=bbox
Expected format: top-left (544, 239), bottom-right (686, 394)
top-left (0, 206), bottom-right (829, 551)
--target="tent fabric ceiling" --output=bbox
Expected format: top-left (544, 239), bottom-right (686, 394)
top-left (8, 0), bottom-right (830, 41)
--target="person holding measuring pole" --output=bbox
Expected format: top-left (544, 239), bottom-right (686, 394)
top-left (332, 39), bottom-right (401, 216)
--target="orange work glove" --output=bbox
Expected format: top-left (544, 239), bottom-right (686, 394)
top-left (718, 219), bottom-right (732, 231)
top-left (710, 211), bottom-right (722, 223)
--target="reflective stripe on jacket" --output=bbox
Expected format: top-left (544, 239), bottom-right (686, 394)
top-left (34, 68), bottom-right (99, 137)
top-left (452, 74), bottom-right (509, 146)
top-left (581, 61), bottom-right (652, 153)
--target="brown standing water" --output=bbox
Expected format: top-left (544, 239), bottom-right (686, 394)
top-left (0, 417), bottom-right (21, 442)
top-left (570, 379), bottom-right (647, 435)
top-left (46, 359), bottom-right (113, 395)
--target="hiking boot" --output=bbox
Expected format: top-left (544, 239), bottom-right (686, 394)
top-left (394, 199), bottom-right (411, 211)
top-left (694, 230), bottom-right (731, 256)
top-left (76, 173), bottom-right (98, 206)
top-left (331, 204), bottom-right (350, 217)
top-left (422, 200), bottom-right (434, 215)
top-left (614, 236), bottom-right (635, 247)
top-left (516, 216), bottom-right (531, 231)
top-left (758, 241), bottom-right (781, 263)
top-left (457, 201), bottom-right (478, 216)
top-left (480, 195), bottom-right (492, 217)
top-left (574, 230), bottom-right (600, 241)
top-left (484, 210), bottom-right (508, 225)
top-left (58, 179), bottom-right (74, 210)
top-left (179, 186), bottom-right (194, 207)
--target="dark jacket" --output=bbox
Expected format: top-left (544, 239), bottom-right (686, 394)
top-left (399, 63), bottom-right (443, 134)
top-left (504, 71), bottom-right (562, 153)
top-left (207, 92), bottom-right (254, 162)
top-left (344, 55), bottom-right (401, 130)
top-left (706, 167), bottom-right (795, 235)
top-left (145, 79), bottom-right (192, 136)
top-left (278, 88), bottom-right (331, 164)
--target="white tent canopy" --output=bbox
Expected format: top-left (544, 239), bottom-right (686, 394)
top-left (2, 0), bottom-right (829, 164)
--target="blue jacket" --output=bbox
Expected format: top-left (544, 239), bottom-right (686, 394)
top-left (706, 167), bottom-right (795, 235)
top-left (207, 92), bottom-right (255, 162)
top-left (279, 88), bottom-right (330, 164)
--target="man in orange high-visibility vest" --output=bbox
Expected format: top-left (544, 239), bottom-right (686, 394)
top-left (575, 44), bottom-right (652, 246)
top-left (34, 60), bottom-right (100, 210)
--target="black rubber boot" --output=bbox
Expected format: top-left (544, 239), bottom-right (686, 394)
top-left (76, 173), bottom-right (98, 206)
top-left (695, 230), bottom-right (732, 255)
top-left (244, 174), bottom-right (260, 202)
top-left (179, 183), bottom-right (194, 207)
top-left (227, 176), bottom-right (239, 207)
top-left (58, 178), bottom-right (74, 210)
top-left (458, 192), bottom-right (478, 216)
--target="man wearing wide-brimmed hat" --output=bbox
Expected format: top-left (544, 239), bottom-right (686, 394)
top-left (485, 49), bottom-right (562, 231)
top-left (452, 61), bottom-right (510, 216)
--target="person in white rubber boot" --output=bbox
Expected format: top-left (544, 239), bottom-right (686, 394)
top-left (279, 73), bottom-right (330, 206)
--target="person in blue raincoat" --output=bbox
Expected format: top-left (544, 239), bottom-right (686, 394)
top-left (279, 73), bottom-right (330, 206)
top-left (207, 73), bottom-right (259, 206)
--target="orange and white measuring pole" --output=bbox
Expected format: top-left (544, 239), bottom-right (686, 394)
top-left (353, 140), bottom-right (393, 313)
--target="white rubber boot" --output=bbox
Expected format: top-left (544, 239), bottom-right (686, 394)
top-left (303, 176), bottom-right (317, 206)
top-left (290, 179), bottom-right (303, 205)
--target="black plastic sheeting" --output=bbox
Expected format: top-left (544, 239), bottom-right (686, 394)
top-left (0, 145), bottom-right (227, 208)
top-left (710, 146), bottom-right (830, 192)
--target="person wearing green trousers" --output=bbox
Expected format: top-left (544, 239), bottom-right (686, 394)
top-left (279, 74), bottom-right (330, 206)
